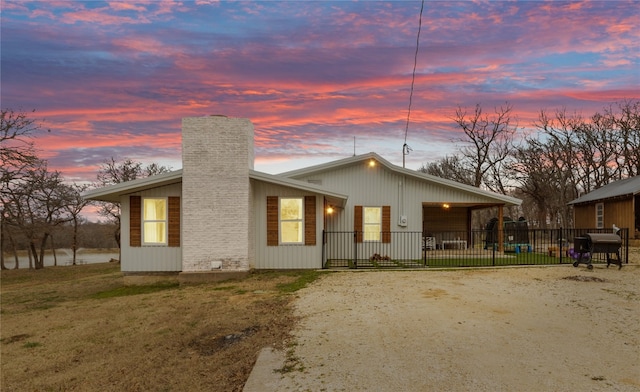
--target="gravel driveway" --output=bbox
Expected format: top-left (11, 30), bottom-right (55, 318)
top-left (250, 261), bottom-right (640, 392)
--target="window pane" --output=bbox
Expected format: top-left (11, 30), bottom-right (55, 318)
top-left (281, 221), bottom-right (302, 243)
top-left (596, 203), bottom-right (604, 228)
top-left (143, 198), bottom-right (167, 245)
top-left (363, 207), bottom-right (381, 242)
top-left (364, 225), bottom-right (381, 241)
top-left (144, 222), bottom-right (166, 244)
top-left (364, 207), bottom-right (381, 224)
top-left (144, 198), bottom-right (166, 220)
top-left (280, 198), bottom-right (302, 220)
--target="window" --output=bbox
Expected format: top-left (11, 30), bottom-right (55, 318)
top-left (280, 198), bottom-right (303, 244)
top-left (363, 207), bottom-right (382, 242)
top-left (595, 203), bottom-right (604, 229)
top-left (143, 198), bottom-right (167, 245)
top-left (267, 196), bottom-right (315, 247)
top-left (354, 205), bottom-right (390, 244)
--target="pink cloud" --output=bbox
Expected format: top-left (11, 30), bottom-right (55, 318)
top-left (61, 9), bottom-right (148, 25)
top-left (106, 1), bottom-right (147, 13)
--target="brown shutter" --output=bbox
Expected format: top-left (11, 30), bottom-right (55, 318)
top-left (168, 197), bottom-right (180, 247)
top-left (354, 205), bottom-right (363, 243)
top-left (382, 205), bottom-right (391, 243)
top-left (304, 196), bottom-right (316, 245)
top-left (267, 196), bottom-right (279, 246)
top-left (130, 196), bottom-right (141, 247)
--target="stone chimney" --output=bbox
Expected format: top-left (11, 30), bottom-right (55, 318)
top-left (181, 116), bottom-right (254, 272)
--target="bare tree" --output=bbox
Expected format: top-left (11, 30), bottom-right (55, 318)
top-left (94, 158), bottom-right (171, 248)
top-left (1, 108), bottom-right (48, 269)
top-left (3, 161), bottom-right (76, 269)
top-left (65, 183), bottom-right (91, 265)
top-left (607, 100), bottom-right (640, 178)
top-left (418, 155), bottom-right (475, 185)
top-left (515, 108), bottom-right (584, 228)
top-left (0, 108), bottom-right (46, 180)
top-left (452, 102), bottom-right (518, 193)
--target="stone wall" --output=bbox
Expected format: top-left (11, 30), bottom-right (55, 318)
top-left (181, 116), bottom-right (254, 271)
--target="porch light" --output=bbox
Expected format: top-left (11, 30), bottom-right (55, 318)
top-left (326, 206), bottom-right (334, 214)
top-left (443, 203), bottom-right (450, 209)
top-left (368, 159), bottom-right (376, 167)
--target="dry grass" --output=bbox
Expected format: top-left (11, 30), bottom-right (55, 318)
top-left (1, 263), bottom-right (320, 392)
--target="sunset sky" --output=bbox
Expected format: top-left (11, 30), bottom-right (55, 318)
top-left (2, 0), bottom-right (639, 184)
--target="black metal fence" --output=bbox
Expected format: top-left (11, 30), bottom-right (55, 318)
top-left (322, 227), bottom-right (630, 269)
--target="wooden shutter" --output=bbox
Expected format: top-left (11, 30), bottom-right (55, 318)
top-left (130, 196), bottom-right (141, 247)
top-left (354, 205), bottom-right (363, 243)
top-left (382, 205), bottom-right (391, 243)
top-left (304, 196), bottom-right (316, 245)
top-left (267, 196), bottom-right (279, 246)
top-left (168, 197), bottom-right (180, 247)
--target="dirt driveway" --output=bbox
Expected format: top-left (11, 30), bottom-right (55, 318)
top-left (253, 263), bottom-right (640, 392)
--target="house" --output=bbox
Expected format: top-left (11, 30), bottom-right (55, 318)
top-left (568, 175), bottom-right (640, 239)
top-left (83, 116), bottom-right (521, 282)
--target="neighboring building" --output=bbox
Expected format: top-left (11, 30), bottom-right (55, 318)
top-left (568, 176), bottom-right (640, 239)
top-left (83, 116), bottom-right (521, 281)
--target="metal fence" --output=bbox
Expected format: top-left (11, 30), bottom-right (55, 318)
top-left (322, 228), bottom-right (630, 269)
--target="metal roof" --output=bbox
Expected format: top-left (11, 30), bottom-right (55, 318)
top-left (280, 152), bottom-right (522, 207)
top-left (568, 175), bottom-right (640, 205)
top-left (82, 168), bottom-right (349, 207)
top-left (249, 170), bottom-right (348, 207)
top-left (82, 152), bottom-right (522, 207)
top-left (82, 170), bottom-right (184, 202)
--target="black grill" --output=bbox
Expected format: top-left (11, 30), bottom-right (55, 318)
top-left (573, 233), bottom-right (622, 270)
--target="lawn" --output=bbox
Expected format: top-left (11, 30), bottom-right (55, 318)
top-left (1, 262), bottom-right (322, 392)
top-left (328, 251), bottom-right (611, 268)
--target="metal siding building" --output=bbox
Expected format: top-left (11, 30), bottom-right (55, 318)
top-left (120, 182), bottom-right (183, 272)
top-left (84, 116), bottom-right (522, 275)
top-left (284, 154), bottom-right (520, 234)
top-left (283, 154), bottom-right (521, 262)
top-left (251, 180), bottom-right (327, 269)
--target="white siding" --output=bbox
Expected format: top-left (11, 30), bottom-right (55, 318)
top-left (252, 180), bottom-right (324, 269)
top-left (299, 161), bottom-right (502, 233)
top-left (120, 183), bottom-right (182, 272)
top-left (301, 162), bottom-right (410, 232)
top-left (296, 160), bottom-right (505, 261)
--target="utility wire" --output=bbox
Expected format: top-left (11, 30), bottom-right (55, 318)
top-left (404, 0), bottom-right (425, 148)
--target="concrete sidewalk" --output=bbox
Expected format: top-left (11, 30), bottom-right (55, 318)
top-left (243, 347), bottom-right (286, 392)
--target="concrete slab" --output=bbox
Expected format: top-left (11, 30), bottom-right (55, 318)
top-left (243, 347), bottom-right (286, 392)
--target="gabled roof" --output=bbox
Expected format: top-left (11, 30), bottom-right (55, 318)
top-left (280, 152), bottom-right (522, 206)
top-left (83, 152), bottom-right (522, 207)
top-left (568, 175), bottom-right (640, 205)
top-left (82, 170), bottom-right (184, 202)
top-left (82, 168), bottom-right (349, 207)
top-left (249, 170), bottom-right (348, 207)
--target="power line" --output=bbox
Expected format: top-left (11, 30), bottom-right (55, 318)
top-left (403, 0), bottom-right (424, 167)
